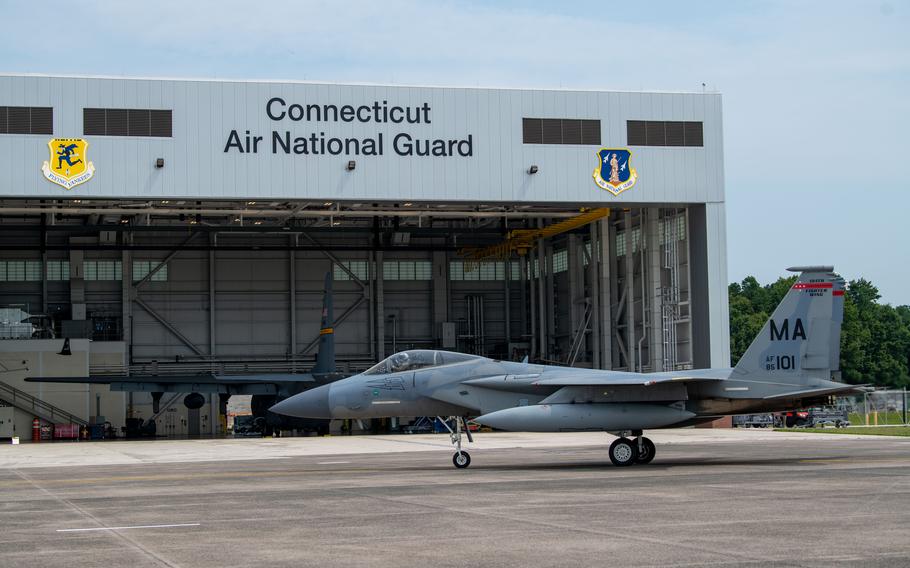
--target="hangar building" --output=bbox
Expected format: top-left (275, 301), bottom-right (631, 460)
top-left (0, 74), bottom-right (728, 438)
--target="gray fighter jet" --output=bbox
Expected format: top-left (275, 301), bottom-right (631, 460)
top-left (272, 266), bottom-right (861, 468)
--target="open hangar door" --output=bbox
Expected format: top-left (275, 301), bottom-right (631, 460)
top-left (0, 200), bottom-right (719, 436)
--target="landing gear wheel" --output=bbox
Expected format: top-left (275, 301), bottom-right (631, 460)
top-left (453, 451), bottom-right (471, 469)
top-left (443, 416), bottom-right (473, 469)
top-left (609, 437), bottom-right (638, 467)
top-left (634, 437), bottom-right (656, 465)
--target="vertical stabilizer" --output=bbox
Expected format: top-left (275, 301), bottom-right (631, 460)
top-left (732, 266), bottom-right (845, 385)
top-left (312, 272), bottom-right (336, 374)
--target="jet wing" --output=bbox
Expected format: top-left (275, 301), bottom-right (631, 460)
top-left (532, 368), bottom-right (730, 387)
top-left (26, 374), bottom-right (318, 385)
top-left (23, 373), bottom-right (338, 395)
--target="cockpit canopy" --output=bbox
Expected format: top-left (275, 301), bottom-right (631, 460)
top-left (363, 350), bottom-right (478, 375)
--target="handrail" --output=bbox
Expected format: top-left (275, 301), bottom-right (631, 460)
top-left (0, 380), bottom-right (88, 426)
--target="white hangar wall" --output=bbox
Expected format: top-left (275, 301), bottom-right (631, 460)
top-left (0, 74), bottom-right (724, 205)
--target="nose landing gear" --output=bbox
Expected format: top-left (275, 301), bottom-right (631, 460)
top-left (453, 451), bottom-right (471, 468)
top-left (439, 416), bottom-right (473, 469)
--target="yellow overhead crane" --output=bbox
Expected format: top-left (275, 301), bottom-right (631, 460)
top-left (458, 207), bottom-right (611, 265)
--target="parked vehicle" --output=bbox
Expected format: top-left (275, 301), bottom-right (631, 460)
top-left (778, 407), bottom-right (849, 428)
top-left (232, 415), bottom-right (264, 437)
top-left (732, 414), bottom-right (774, 428)
top-left (806, 407), bottom-right (850, 428)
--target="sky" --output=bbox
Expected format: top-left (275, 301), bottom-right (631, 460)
top-left (1, 0), bottom-right (908, 304)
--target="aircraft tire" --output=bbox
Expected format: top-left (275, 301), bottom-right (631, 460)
top-left (609, 437), bottom-right (638, 467)
top-left (453, 451), bottom-right (471, 469)
top-left (634, 437), bottom-right (656, 465)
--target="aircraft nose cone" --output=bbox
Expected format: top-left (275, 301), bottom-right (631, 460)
top-left (270, 384), bottom-right (332, 419)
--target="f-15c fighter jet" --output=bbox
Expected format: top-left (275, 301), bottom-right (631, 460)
top-left (272, 266), bottom-right (861, 468)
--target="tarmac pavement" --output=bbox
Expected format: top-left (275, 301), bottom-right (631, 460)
top-left (1, 429), bottom-right (908, 567)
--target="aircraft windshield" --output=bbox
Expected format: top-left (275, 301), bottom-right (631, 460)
top-left (363, 350), bottom-right (477, 375)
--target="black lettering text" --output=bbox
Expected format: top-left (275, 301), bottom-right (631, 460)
top-left (224, 129), bottom-right (244, 153)
top-left (266, 97), bottom-right (286, 120)
top-left (770, 318), bottom-right (806, 341)
top-left (792, 318), bottom-right (806, 340)
top-left (770, 319), bottom-right (789, 341)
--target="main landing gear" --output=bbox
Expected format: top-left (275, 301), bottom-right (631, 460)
top-left (439, 416), bottom-right (473, 469)
top-left (608, 431), bottom-right (656, 466)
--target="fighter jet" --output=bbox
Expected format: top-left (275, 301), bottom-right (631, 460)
top-left (28, 273), bottom-right (345, 435)
top-left (272, 266), bottom-right (863, 467)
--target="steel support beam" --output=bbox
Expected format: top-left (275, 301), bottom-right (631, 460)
top-left (69, 237), bottom-right (87, 321)
top-left (624, 210), bottom-right (635, 371)
top-left (299, 295), bottom-right (367, 355)
top-left (135, 232), bottom-right (200, 289)
top-left (647, 208), bottom-right (664, 372)
top-left (0, 206), bottom-right (582, 219)
top-left (374, 251), bottom-right (385, 359)
top-left (595, 219), bottom-right (614, 370)
top-left (528, 250), bottom-right (537, 360)
top-left (519, 255), bottom-right (528, 346)
top-left (208, 233), bottom-right (217, 357)
top-left (587, 227), bottom-right (600, 369)
top-left (606, 219), bottom-right (619, 369)
top-left (40, 214), bottom-right (48, 313)
top-left (503, 255), bottom-right (511, 344)
top-left (299, 232), bottom-right (367, 289)
top-left (289, 239), bottom-right (297, 357)
top-left (536, 220), bottom-right (547, 359)
top-left (209, 394), bottom-right (218, 436)
top-left (432, 251), bottom-right (448, 346)
top-left (121, 233), bottom-right (132, 361)
top-left (368, 250), bottom-right (376, 361)
top-left (544, 241), bottom-right (555, 361)
top-left (567, 234), bottom-right (582, 362)
top-left (134, 297), bottom-right (205, 356)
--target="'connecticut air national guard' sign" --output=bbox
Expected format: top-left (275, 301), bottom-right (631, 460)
top-left (41, 138), bottom-right (95, 190)
top-left (593, 147), bottom-right (638, 196)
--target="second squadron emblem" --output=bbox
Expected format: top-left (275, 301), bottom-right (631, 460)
top-left (593, 147), bottom-right (637, 196)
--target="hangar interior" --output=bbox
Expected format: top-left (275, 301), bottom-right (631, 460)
top-left (1, 199), bottom-right (711, 437)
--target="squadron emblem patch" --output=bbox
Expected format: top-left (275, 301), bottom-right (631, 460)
top-left (42, 138), bottom-right (95, 190)
top-left (593, 147), bottom-right (637, 196)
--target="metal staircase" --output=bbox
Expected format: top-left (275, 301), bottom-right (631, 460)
top-left (0, 380), bottom-right (88, 426)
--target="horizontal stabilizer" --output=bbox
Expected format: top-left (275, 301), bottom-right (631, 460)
top-left (763, 384), bottom-right (865, 400)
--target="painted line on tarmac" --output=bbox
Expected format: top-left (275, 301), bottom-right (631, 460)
top-left (317, 461), bottom-right (351, 465)
top-left (13, 469), bottom-right (181, 567)
top-left (57, 523), bottom-right (201, 533)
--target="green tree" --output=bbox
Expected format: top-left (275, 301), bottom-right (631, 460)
top-left (840, 280), bottom-right (910, 387)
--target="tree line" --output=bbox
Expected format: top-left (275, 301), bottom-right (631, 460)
top-left (729, 276), bottom-right (910, 388)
